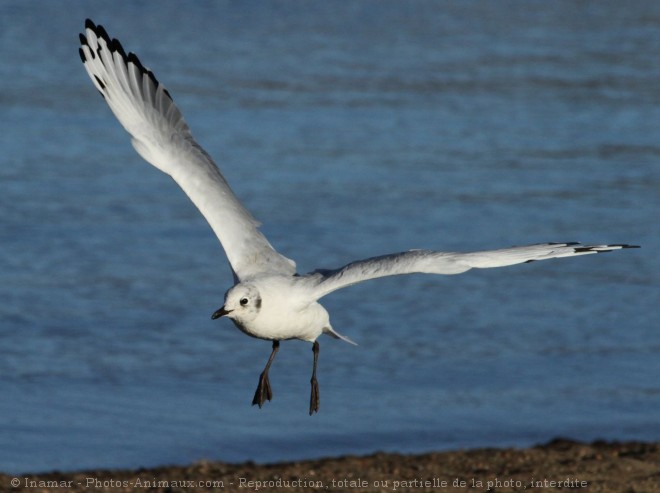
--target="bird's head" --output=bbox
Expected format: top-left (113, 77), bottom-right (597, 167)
top-left (211, 283), bottom-right (262, 324)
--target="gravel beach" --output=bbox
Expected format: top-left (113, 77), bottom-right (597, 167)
top-left (3, 440), bottom-right (659, 492)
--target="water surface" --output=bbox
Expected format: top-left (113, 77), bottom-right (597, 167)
top-left (0, 0), bottom-right (657, 473)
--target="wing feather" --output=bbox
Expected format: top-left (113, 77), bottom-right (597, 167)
top-left (79, 20), bottom-right (295, 280)
top-left (307, 243), bottom-right (639, 300)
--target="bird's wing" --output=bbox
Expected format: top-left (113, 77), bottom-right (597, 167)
top-left (79, 19), bottom-right (296, 281)
top-left (307, 242), bottom-right (638, 300)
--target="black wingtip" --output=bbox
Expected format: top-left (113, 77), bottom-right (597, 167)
top-left (127, 51), bottom-right (145, 72)
top-left (111, 37), bottom-right (127, 60)
top-left (124, 50), bottom-right (167, 97)
top-left (573, 247), bottom-right (593, 253)
top-left (146, 69), bottom-right (158, 87)
top-left (93, 74), bottom-right (106, 90)
top-left (574, 244), bottom-right (641, 254)
top-left (96, 24), bottom-right (111, 44)
top-left (80, 18), bottom-right (172, 103)
top-left (84, 19), bottom-right (112, 49)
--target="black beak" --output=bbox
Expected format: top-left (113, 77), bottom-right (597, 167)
top-left (211, 306), bottom-right (231, 320)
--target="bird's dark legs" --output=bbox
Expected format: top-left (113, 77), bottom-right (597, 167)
top-left (252, 340), bottom-right (279, 408)
top-left (252, 339), bottom-right (320, 414)
top-left (309, 341), bottom-right (320, 415)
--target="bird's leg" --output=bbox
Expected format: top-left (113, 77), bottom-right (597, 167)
top-left (309, 341), bottom-right (320, 415)
top-left (252, 340), bottom-right (279, 408)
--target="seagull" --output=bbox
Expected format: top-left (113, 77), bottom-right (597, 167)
top-left (79, 19), bottom-right (639, 415)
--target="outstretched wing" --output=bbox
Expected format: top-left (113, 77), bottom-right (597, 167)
top-left (307, 242), bottom-right (638, 300)
top-left (78, 19), bottom-right (296, 281)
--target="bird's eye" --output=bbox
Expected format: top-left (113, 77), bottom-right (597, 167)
top-left (240, 297), bottom-right (249, 306)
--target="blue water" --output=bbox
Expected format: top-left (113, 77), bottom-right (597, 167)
top-left (1, 0), bottom-right (658, 474)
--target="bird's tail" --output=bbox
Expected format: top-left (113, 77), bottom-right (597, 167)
top-left (324, 326), bottom-right (358, 345)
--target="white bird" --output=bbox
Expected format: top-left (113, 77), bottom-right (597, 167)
top-left (79, 20), bottom-right (639, 415)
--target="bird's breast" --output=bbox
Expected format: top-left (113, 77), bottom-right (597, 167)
top-left (232, 300), bottom-right (328, 343)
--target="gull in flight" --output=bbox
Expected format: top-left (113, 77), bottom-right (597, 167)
top-left (79, 19), bottom-right (639, 415)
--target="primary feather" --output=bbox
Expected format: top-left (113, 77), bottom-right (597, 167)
top-left (79, 19), bottom-right (295, 281)
top-left (307, 243), bottom-right (639, 299)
